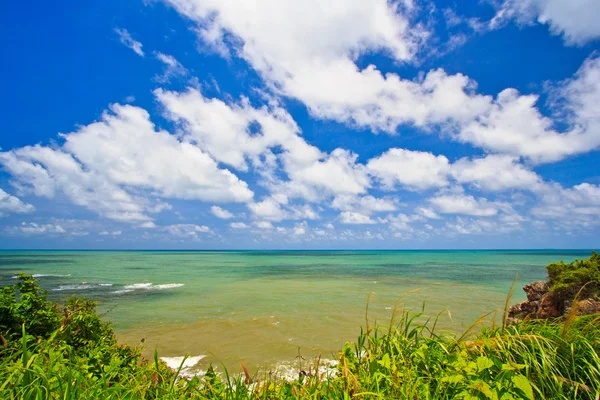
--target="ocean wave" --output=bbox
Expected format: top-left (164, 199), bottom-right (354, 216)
top-left (124, 283), bottom-right (153, 290)
top-left (161, 355), bottom-right (206, 378)
top-left (153, 283), bottom-right (185, 290)
top-left (124, 283), bottom-right (185, 290)
top-left (52, 284), bottom-right (94, 291)
top-left (112, 283), bottom-right (184, 295)
top-left (112, 289), bottom-right (134, 295)
top-left (161, 355), bottom-right (205, 370)
top-left (12, 273), bottom-right (72, 279)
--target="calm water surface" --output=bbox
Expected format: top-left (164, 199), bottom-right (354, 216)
top-left (0, 250), bottom-right (592, 373)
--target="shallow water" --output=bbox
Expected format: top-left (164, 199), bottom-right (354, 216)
top-left (0, 249), bottom-right (591, 374)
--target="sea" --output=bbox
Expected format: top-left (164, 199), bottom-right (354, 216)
top-left (0, 249), bottom-right (592, 376)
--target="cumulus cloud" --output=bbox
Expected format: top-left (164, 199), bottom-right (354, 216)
top-left (230, 222), bottom-right (249, 229)
top-left (339, 211), bottom-right (377, 224)
top-left (331, 195), bottom-right (397, 215)
top-left (532, 183), bottom-right (600, 221)
top-left (211, 205), bottom-right (234, 219)
top-left (367, 148), bottom-right (450, 190)
top-left (429, 193), bottom-right (500, 217)
top-left (490, 0), bottom-right (600, 45)
top-left (164, 224), bottom-right (212, 239)
top-left (100, 230), bottom-right (122, 236)
top-left (17, 222), bottom-right (66, 235)
top-left (451, 155), bottom-right (541, 191)
top-left (114, 28), bottom-right (145, 56)
top-left (0, 189), bottom-right (35, 216)
top-left (165, 1), bottom-right (600, 164)
top-left (254, 221), bottom-right (274, 229)
top-left (0, 104), bottom-right (253, 224)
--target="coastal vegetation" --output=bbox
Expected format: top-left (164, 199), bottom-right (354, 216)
top-left (1, 252), bottom-right (599, 399)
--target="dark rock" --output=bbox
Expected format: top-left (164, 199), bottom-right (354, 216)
top-left (538, 294), bottom-right (561, 318)
top-left (523, 281), bottom-right (549, 302)
top-left (509, 279), bottom-right (600, 324)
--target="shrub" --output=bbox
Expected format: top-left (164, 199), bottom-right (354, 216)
top-left (546, 251), bottom-right (600, 300)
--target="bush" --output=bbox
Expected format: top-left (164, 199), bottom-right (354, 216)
top-left (546, 251), bottom-right (600, 300)
top-left (0, 274), bottom-right (60, 343)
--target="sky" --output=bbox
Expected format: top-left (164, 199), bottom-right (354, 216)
top-left (0, 0), bottom-right (599, 250)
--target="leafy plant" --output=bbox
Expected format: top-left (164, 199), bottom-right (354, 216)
top-left (546, 251), bottom-right (600, 300)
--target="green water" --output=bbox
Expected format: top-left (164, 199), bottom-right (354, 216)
top-left (0, 250), bottom-right (592, 373)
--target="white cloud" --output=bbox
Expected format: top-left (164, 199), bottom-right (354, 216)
top-left (386, 213), bottom-right (416, 231)
top-left (157, 88), bottom-right (370, 200)
top-left (114, 28), bottom-right (145, 56)
top-left (429, 193), bottom-right (499, 216)
top-left (63, 104), bottom-right (253, 203)
top-left (455, 83), bottom-right (600, 163)
top-left (451, 154), bottom-right (541, 191)
top-left (293, 221), bottom-right (307, 235)
top-left (248, 198), bottom-right (288, 221)
top-left (254, 221), bottom-right (274, 229)
top-left (282, 149), bottom-right (370, 199)
top-left (0, 103), bottom-right (253, 224)
top-left (166, 1), bottom-right (600, 164)
top-left (416, 207), bottom-right (440, 219)
top-left (156, 87), bottom-right (308, 171)
top-left (0, 189), bottom-right (35, 216)
top-left (230, 222), bottom-right (249, 229)
top-left (491, 0), bottom-right (600, 45)
top-left (155, 52), bottom-right (188, 82)
top-left (445, 216), bottom-right (523, 235)
top-left (0, 145), bottom-right (153, 223)
top-left (367, 148), bottom-right (450, 190)
top-left (211, 205), bottom-right (234, 219)
top-left (331, 194), bottom-right (397, 213)
top-left (164, 224), bottom-right (212, 239)
top-left (339, 211), bottom-right (376, 224)
top-left (18, 222), bottom-right (66, 235)
top-left (100, 230), bottom-right (122, 236)
top-left (532, 183), bottom-right (600, 221)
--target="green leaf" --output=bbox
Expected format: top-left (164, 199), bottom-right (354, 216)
top-left (511, 374), bottom-right (534, 400)
top-left (377, 353), bottom-right (391, 370)
top-left (477, 356), bottom-right (494, 372)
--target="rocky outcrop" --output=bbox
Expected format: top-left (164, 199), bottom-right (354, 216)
top-left (507, 280), bottom-right (600, 323)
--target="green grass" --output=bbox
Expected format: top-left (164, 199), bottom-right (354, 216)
top-left (1, 272), bottom-right (600, 399)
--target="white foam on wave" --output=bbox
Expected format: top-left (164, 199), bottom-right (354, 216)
top-left (153, 283), bottom-right (185, 290)
top-left (98, 283), bottom-right (113, 287)
top-left (161, 355), bottom-right (206, 378)
top-left (124, 283), bottom-right (153, 289)
top-left (52, 284), bottom-right (94, 291)
top-left (12, 274), bottom-right (72, 279)
top-left (161, 355), bottom-right (205, 370)
top-left (123, 283), bottom-right (185, 290)
top-left (112, 283), bottom-right (184, 295)
top-left (112, 289), bottom-right (134, 295)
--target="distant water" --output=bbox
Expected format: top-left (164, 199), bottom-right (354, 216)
top-left (0, 250), bottom-right (593, 374)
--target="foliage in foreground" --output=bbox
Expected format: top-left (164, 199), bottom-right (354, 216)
top-left (1, 270), bottom-right (600, 399)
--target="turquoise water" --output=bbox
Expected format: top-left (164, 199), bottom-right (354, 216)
top-left (0, 250), bottom-right (592, 372)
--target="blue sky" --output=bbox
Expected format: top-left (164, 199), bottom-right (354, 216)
top-left (1, 0), bottom-right (599, 249)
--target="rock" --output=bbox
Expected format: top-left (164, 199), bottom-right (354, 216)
top-left (538, 294), bottom-right (561, 319)
top-left (508, 279), bottom-right (600, 323)
top-left (523, 281), bottom-right (549, 302)
top-left (576, 298), bottom-right (600, 316)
